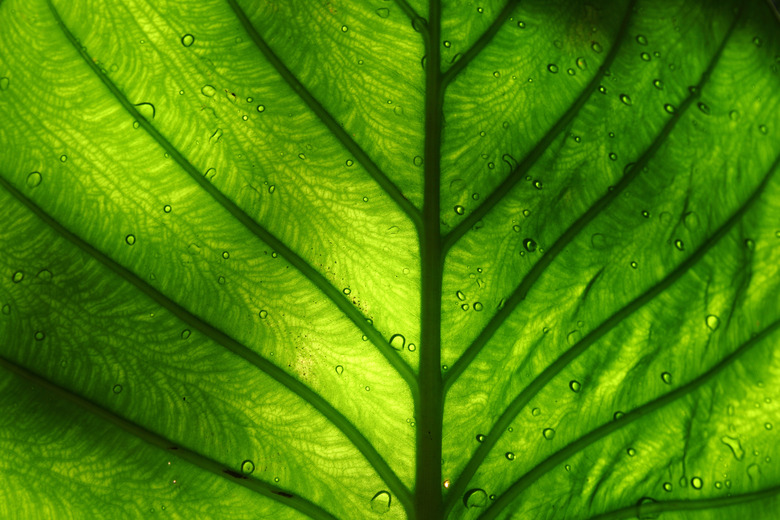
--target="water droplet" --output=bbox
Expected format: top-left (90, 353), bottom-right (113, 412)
top-left (0, 77), bottom-right (9, 90)
top-left (376, 7), bottom-right (389, 18)
top-left (620, 94), bottom-right (632, 106)
top-left (505, 452), bottom-right (515, 460)
top-left (59, 154), bottom-right (68, 162)
top-left (454, 205), bottom-right (465, 215)
top-left (598, 85), bottom-right (607, 94)
top-left (181, 329), bottom-right (191, 340)
top-left (335, 365), bottom-right (344, 375)
top-left (455, 291), bottom-right (466, 301)
top-left (547, 64), bottom-right (559, 73)
top-left (259, 310), bottom-right (268, 319)
top-left (698, 102), bottom-right (710, 115)
top-left (576, 57), bottom-right (587, 70)
top-left (652, 79), bottom-right (664, 91)
top-left (533, 179), bottom-right (543, 189)
top-left (758, 124), bottom-right (768, 135)
top-left (476, 434), bottom-right (485, 442)
top-left (113, 384), bottom-right (123, 394)
top-left (26, 171), bottom-right (42, 188)
top-left (664, 103), bottom-right (676, 114)
top-left (662, 482), bottom-right (672, 492)
top-left (729, 109), bottom-right (740, 121)
top-left (461, 303), bottom-right (469, 311)
top-left (640, 52), bottom-right (651, 61)
top-left (163, 204), bottom-right (172, 213)
top-left (180, 33), bottom-right (195, 47)
top-left (217, 275), bottom-right (226, 285)
top-left (407, 343), bottom-right (416, 351)
top-left (636, 34), bottom-right (648, 45)
top-left (590, 233), bottom-right (606, 249)
top-left (543, 428), bottom-right (555, 440)
top-left (370, 490), bottom-right (391, 513)
top-left (691, 477), bottom-right (703, 489)
top-left (517, 21), bottom-right (525, 28)
top-left (661, 372), bottom-right (672, 384)
top-left (706, 315), bottom-right (720, 331)
top-left (389, 334), bottom-right (405, 351)
top-left (492, 70), bottom-right (501, 78)
top-left (522, 209), bottom-right (530, 217)
top-left (201, 84), bottom-right (216, 97)
top-left (204, 168), bottom-right (216, 180)
top-left (12, 271), bottom-right (24, 283)
top-left (342, 287), bottom-right (351, 295)
top-left (241, 460), bottom-right (255, 474)
top-left (341, 25), bottom-right (348, 32)
top-left (523, 238), bottom-right (537, 252)
top-left (614, 411), bottom-right (625, 420)
top-left (132, 120), bottom-right (140, 129)
top-left (569, 380), bottom-right (581, 392)
top-left (591, 41), bottom-right (603, 53)
top-left (679, 476), bottom-right (688, 488)
top-left (627, 447), bottom-right (636, 456)
top-left (765, 422), bottom-right (773, 430)
top-left (463, 488), bottom-right (488, 508)
top-left (209, 128), bottom-right (223, 143)
top-left (125, 234), bottom-right (136, 245)
top-left (34, 330), bottom-right (45, 341)
top-left (531, 407), bottom-right (541, 416)
top-left (752, 36), bottom-right (762, 47)
top-left (473, 302), bottom-right (484, 312)
top-left (674, 239), bottom-right (684, 251)
top-left (567, 330), bottom-right (581, 345)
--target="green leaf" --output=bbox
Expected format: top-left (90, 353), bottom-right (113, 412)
top-left (1, 0), bottom-right (779, 519)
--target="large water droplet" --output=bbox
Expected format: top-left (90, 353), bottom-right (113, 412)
top-left (335, 365), bottom-right (344, 375)
top-left (241, 459), bottom-right (255, 474)
top-left (691, 477), bottom-right (703, 489)
top-left (706, 315), bottom-right (720, 331)
top-left (201, 84), bottom-right (216, 97)
top-left (370, 491), bottom-right (391, 513)
top-left (662, 482), bottom-right (672, 492)
top-left (181, 33), bottom-right (195, 47)
top-left (389, 334), bottom-right (405, 351)
top-left (26, 171), bottom-right (42, 188)
top-left (720, 435), bottom-right (744, 460)
top-left (463, 488), bottom-right (488, 508)
top-left (543, 428), bottom-right (555, 440)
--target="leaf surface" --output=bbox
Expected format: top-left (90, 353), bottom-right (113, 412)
top-left (0, 0), bottom-right (779, 519)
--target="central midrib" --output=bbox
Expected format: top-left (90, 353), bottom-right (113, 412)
top-left (416, 1), bottom-right (445, 519)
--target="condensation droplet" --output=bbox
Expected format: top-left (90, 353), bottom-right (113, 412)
top-left (706, 315), bottom-right (720, 331)
top-left (26, 171), bottom-right (42, 187)
top-left (125, 234), bottom-right (136, 245)
top-left (389, 334), bottom-right (405, 351)
top-left (376, 7), bottom-right (389, 18)
top-left (674, 239), bottom-right (684, 251)
top-left (505, 452), bottom-right (515, 460)
top-left (201, 84), bottom-right (216, 97)
top-left (691, 477), bottom-right (703, 489)
top-left (181, 34), bottom-right (195, 47)
top-left (463, 488), bottom-right (488, 508)
top-left (620, 94), bottom-right (632, 106)
top-left (543, 428), bottom-right (555, 440)
top-left (370, 491), bottom-right (391, 513)
top-left (259, 310), bottom-right (268, 319)
top-left (335, 365), bottom-right (343, 375)
top-left (569, 380), bottom-right (581, 392)
top-left (241, 460), bottom-right (255, 474)
top-left (112, 384), bottom-right (123, 394)
top-left (454, 205), bottom-right (465, 215)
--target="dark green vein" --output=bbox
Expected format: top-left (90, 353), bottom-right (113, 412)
top-left (392, 0), bottom-right (427, 36)
top-left (477, 318), bottom-right (780, 520)
top-left (440, 0), bottom-right (636, 256)
top-left (225, 0), bottom-right (423, 231)
top-left (587, 486), bottom-right (780, 520)
top-left (416, 1), bottom-right (444, 518)
top-left (44, 0), bottom-right (418, 394)
top-left (0, 355), bottom-right (339, 520)
top-left (440, 0), bottom-right (520, 88)
top-left (442, 151), bottom-right (779, 517)
top-left (441, 6), bottom-right (741, 393)
top-left (0, 171), bottom-right (413, 512)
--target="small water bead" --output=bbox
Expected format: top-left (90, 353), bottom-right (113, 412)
top-left (608, 152), bottom-right (617, 161)
top-left (531, 407), bottom-right (541, 416)
top-left (706, 314), bottom-right (720, 331)
top-left (664, 103), bottom-right (676, 114)
top-left (576, 57), bottom-right (587, 70)
top-left (472, 302), bottom-right (484, 312)
top-left (627, 447), bottom-right (636, 456)
top-left (389, 334), bottom-right (405, 351)
top-left (698, 102), bottom-right (711, 115)
top-left (456, 291), bottom-right (466, 301)
top-left (476, 434), bottom-right (485, 442)
top-left (492, 71), bottom-right (500, 78)
top-left (1, 304), bottom-right (10, 315)
top-left (758, 125), bottom-right (768, 135)
top-left (636, 34), bottom-right (648, 45)
top-left (181, 329), bottom-right (191, 340)
top-left (461, 303), bottom-right (469, 311)
top-left (463, 488), bottom-right (488, 508)
top-left (181, 34), bottom-right (195, 47)
top-left (523, 238), bottom-right (537, 252)
top-left (591, 41), bottom-right (603, 53)
top-left (59, 154), bottom-right (68, 162)
top-left (477, 7), bottom-right (484, 13)
top-left (343, 287), bottom-right (351, 295)
top-left (217, 276), bottom-right (226, 285)
top-left (729, 110), bottom-right (740, 121)
top-left (34, 331), bottom-right (46, 341)
top-left (653, 79), bottom-right (664, 90)
top-left (663, 482), bottom-right (672, 492)
top-left (376, 7), bottom-right (390, 18)
top-left (340, 25), bottom-right (348, 32)
top-left (201, 84), bottom-right (216, 97)
top-left (620, 94), bottom-right (632, 106)
top-left (259, 310), bottom-right (268, 319)
top-left (765, 422), bottom-right (773, 430)
top-left (241, 460), bottom-right (255, 474)
top-left (661, 372), bottom-right (672, 384)
top-left (369, 490), bottom-right (391, 513)
top-left (125, 234), bottom-right (136, 245)
top-left (547, 64), bottom-right (559, 73)
top-left (569, 380), bottom-right (581, 392)
top-left (505, 452), bottom-right (516, 461)
top-left (691, 477), bottom-right (703, 489)
top-left (454, 205), bottom-right (465, 215)
top-left (517, 20), bottom-right (526, 28)
top-left (630, 261), bottom-right (638, 269)
top-left (640, 52), bottom-right (651, 61)
top-left (598, 85), bottom-right (607, 94)
top-left (674, 239), bottom-right (684, 251)
top-left (753, 36), bottom-right (762, 47)
top-left (163, 204), bottom-right (172, 213)
top-left (221, 251), bottom-right (230, 260)
top-left (542, 428), bottom-right (555, 440)
top-left (112, 384), bottom-right (123, 394)
top-left (614, 411), bottom-right (625, 420)
top-left (26, 171), bottom-right (42, 187)
top-left (533, 179), bottom-right (543, 189)
top-left (408, 343), bottom-right (416, 351)
top-left (132, 121), bottom-right (140, 129)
